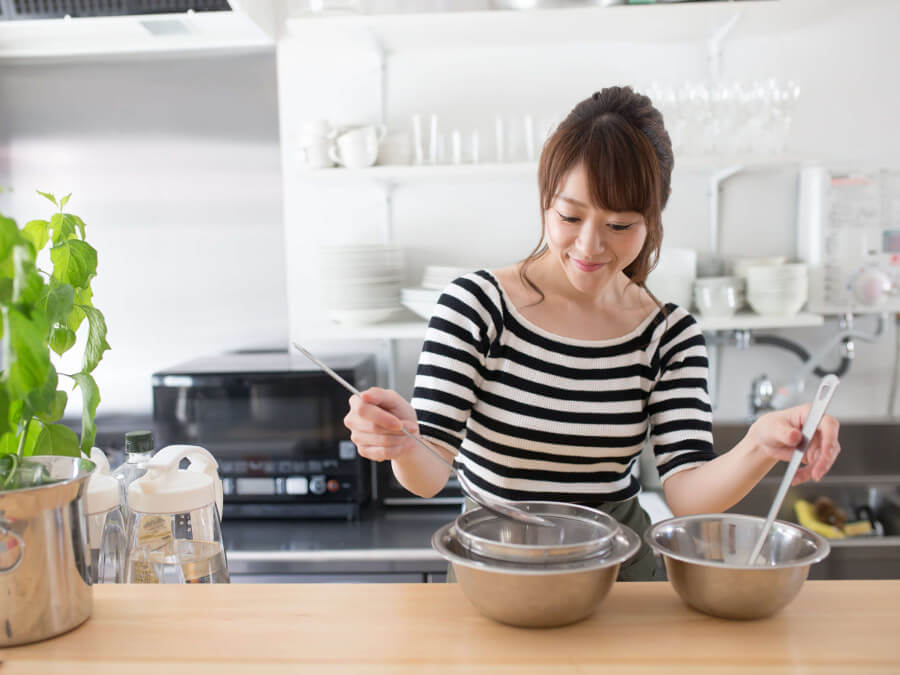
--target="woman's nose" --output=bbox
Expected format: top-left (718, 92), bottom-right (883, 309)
top-left (576, 222), bottom-right (606, 255)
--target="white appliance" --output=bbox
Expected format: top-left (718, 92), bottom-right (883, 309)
top-left (797, 165), bottom-right (900, 314)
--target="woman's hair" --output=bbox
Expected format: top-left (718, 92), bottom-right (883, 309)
top-left (520, 85), bottom-right (673, 308)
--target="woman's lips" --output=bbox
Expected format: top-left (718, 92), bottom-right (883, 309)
top-left (572, 257), bottom-right (606, 272)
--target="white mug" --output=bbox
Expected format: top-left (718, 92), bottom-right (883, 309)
top-left (297, 139), bottom-right (334, 169)
top-left (330, 124), bottom-right (386, 169)
top-left (298, 119), bottom-right (335, 142)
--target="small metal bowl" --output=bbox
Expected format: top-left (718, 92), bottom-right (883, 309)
top-left (453, 502), bottom-right (620, 564)
top-left (645, 513), bottom-right (830, 620)
top-left (433, 520), bottom-right (641, 628)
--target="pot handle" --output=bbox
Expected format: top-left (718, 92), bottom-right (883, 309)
top-left (0, 520), bottom-right (25, 574)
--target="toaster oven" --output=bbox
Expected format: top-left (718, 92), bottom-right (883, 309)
top-left (152, 350), bottom-right (376, 520)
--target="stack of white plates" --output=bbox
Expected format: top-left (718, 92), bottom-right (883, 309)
top-left (401, 287), bottom-right (442, 320)
top-left (746, 263), bottom-right (808, 316)
top-left (421, 265), bottom-right (472, 290)
top-left (321, 245), bottom-right (405, 325)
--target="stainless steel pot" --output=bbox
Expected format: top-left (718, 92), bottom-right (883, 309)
top-left (0, 456), bottom-right (95, 646)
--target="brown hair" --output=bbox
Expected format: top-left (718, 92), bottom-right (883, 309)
top-left (520, 86), bottom-right (673, 308)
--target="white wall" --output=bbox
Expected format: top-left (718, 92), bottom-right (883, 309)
top-left (1, 1), bottom-right (898, 423)
top-left (0, 51), bottom-right (287, 413)
top-left (278, 0), bottom-right (900, 422)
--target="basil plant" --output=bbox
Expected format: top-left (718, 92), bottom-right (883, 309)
top-left (0, 191), bottom-right (110, 490)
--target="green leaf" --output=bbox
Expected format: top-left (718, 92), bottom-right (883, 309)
top-left (50, 239), bottom-right (97, 288)
top-left (72, 372), bottom-right (99, 455)
top-left (22, 219), bottom-right (50, 253)
top-left (66, 286), bottom-right (93, 332)
top-left (12, 244), bottom-right (43, 308)
top-left (0, 385), bottom-right (11, 439)
top-left (80, 305), bottom-right (110, 374)
top-left (36, 390), bottom-right (67, 425)
top-left (25, 366), bottom-right (57, 420)
top-left (60, 193), bottom-right (71, 209)
top-left (6, 308), bottom-right (51, 401)
top-left (70, 214), bottom-right (87, 240)
top-left (0, 277), bottom-right (12, 306)
top-left (50, 325), bottom-right (76, 356)
top-left (0, 214), bottom-right (19, 262)
top-left (34, 423), bottom-right (80, 457)
top-left (40, 283), bottom-right (74, 327)
top-left (22, 418), bottom-right (43, 457)
top-left (49, 213), bottom-right (78, 245)
top-left (0, 433), bottom-right (16, 456)
top-left (36, 190), bottom-right (57, 206)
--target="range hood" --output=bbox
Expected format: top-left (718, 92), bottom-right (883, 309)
top-left (0, 0), bottom-right (275, 59)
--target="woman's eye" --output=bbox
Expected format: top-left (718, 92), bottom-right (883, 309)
top-left (609, 223), bottom-right (633, 232)
top-left (556, 210), bottom-right (580, 223)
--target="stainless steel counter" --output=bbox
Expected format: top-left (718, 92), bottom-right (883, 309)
top-left (222, 504), bottom-right (459, 583)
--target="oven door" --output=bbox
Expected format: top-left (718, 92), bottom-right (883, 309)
top-left (377, 461), bottom-right (462, 506)
top-left (153, 370), bottom-right (370, 518)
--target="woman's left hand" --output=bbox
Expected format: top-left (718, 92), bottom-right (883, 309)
top-left (748, 405), bottom-right (841, 484)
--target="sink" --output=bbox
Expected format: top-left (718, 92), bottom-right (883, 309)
top-left (714, 420), bottom-right (900, 580)
top-left (713, 420), bottom-right (900, 480)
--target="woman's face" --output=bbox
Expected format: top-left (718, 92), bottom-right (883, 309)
top-left (544, 162), bottom-right (648, 297)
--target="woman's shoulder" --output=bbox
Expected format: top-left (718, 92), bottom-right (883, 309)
top-left (436, 268), bottom-right (508, 319)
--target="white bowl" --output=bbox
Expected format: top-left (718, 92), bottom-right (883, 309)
top-left (747, 293), bottom-right (807, 316)
top-left (694, 284), bottom-right (740, 317)
top-left (645, 274), bottom-right (694, 309)
top-left (327, 307), bottom-right (399, 325)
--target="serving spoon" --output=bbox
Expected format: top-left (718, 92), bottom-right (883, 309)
top-left (746, 374), bottom-right (840, 566)
top-left (292, 342), bottom-right (556, 528)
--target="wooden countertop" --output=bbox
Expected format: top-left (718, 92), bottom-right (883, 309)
top-left (3, 581), bottom-right (899, 674)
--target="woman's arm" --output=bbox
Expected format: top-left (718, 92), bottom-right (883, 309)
top-left (344, 387), bottom-right (454, 498)
top-left (662, 405), bottom-right (841, 516)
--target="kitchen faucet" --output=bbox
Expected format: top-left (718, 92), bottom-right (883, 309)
top-left (747, 313), bottom-right (885, 419)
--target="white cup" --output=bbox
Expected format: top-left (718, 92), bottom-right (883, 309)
top-left (297, 139), bottom-right (334, 169)
top-left (298, 119), bottom-right (335, 141)
top-left (330, 124), bottom-right (386, 169)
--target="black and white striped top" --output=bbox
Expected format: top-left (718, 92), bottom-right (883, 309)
top-left (411, 269), bottom-right (716, 504)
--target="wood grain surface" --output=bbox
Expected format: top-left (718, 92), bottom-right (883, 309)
top-left (2, 580), bottom-right (899, 674)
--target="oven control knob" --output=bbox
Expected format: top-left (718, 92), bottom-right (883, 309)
top-left (309, 475), bottom-right (327, 495)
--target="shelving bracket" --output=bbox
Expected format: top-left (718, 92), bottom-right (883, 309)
top-left (708, 164), bottom-right (743, 270)
top-left (707, 11), bottom-right (742, 83)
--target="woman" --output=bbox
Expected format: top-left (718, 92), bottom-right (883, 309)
top-left (343, 86), bottom-right (841, 580)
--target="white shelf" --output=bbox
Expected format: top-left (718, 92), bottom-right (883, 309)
top-left (298, 320), bottom-right (428, 341)
top-left (284, 1), bottom-right (824, 52)
top-left (0, 9), bottom-right (274, 60)
top-left (698, 312), bottom-right (825, 332)
top-left (297, 155), bottom-right (812, 185)
top-left (298, 311), bottom-right (825, 341)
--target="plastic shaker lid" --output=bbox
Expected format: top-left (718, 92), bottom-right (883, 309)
top-left (86, 447), bottom-right (120, 515)
top-left (125, 430), bottom-right (154, 454)
top-left (128, 444), bottom-right (221, 515)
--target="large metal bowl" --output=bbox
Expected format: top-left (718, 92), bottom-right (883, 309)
top-left (453, 502), bottom-right (620, 564)
top-left (645, 514), bottom-right (830, 620)
top-left (432, 520), bottom-right (641, 628)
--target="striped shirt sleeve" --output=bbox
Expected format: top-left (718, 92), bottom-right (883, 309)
top-left (411, 274), bottom-right (499, 454)
top-left (647, 309), bottom-right (717, 483)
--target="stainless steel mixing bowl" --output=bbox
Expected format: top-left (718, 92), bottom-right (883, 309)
top-left (432, 520), bottom-right (641, 628)
top-left (645, 513), bottom-right (830, 620)
top-left (453, 502), bottom-right (620, 564)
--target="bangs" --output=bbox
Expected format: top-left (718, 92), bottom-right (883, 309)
top-left (540, 113), bottom-right (661, 220)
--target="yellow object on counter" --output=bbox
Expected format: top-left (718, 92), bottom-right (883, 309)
top-left (794, 499), bottom-right (846, 539)
top-left (844, 520), bottom-right (874, 537)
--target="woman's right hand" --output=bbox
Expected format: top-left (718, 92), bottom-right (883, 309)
top-left (343, 387), bottom-right (420, 463)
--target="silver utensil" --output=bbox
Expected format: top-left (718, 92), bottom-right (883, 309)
top-left (746, 374), bottom-right (840, 565)
top-left (291, 342), bottom-right (555, 528)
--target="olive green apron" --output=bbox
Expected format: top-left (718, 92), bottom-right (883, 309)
top-left (446, 496), bottom-right (660, 583)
